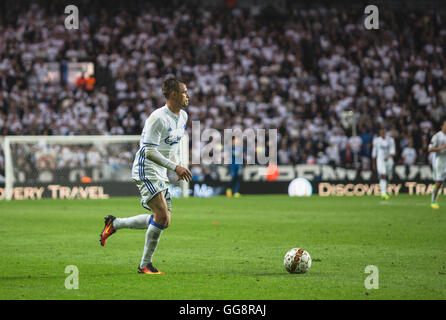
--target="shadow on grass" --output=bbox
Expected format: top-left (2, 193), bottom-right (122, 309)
top-left (0, 272), bottom-right (137, 281)
top-left (164, 270), bottom-right (327, 277)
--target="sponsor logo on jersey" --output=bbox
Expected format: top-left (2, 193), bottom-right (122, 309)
top-left (164, 135), bottom-right (181, 146)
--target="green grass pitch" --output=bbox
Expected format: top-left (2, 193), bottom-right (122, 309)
top-left (0, 194), bottom-right (445, 300)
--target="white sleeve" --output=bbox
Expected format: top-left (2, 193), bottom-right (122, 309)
top-left (143, 116), bottom-right (177, 171)
top-left (429, 134), bottom-right (437, 149)
top-left (143, 115), bottom-right (162, 146)
top-left (389, 138), bottom-right (396, 156)
top-left (170, 142), bottom-right (180, 167)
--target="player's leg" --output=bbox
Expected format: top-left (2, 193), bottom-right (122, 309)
top-left (100, 179), bottom-right (162, 246)
top-left (377, 159), bottom-right (388, 199)
top-left (113, 214), bottom-right (150, 229)
top-left (139, 189), bottom-right (171, 274)
top-left (226, 168), bottom-right (234, 197)
top-left (431, 181), bottom-right (442, 209)
top-left (431, 159), bottom-right (444, 209)
top-left (381, 159), bottom-right (393, 200)
top-left (379, 174), bottom-right (389, 199)
top-left (99, 180), bottom-right (154, 246)
top-left (233, 172), bottom-right (241, 198)
top-left (99, 213), bottom-right (150, 246)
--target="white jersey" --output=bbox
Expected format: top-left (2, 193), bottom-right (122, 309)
top-left (132, 105), bottom-right (188, 182)
top-left (429, 131), bottom-right (446, 162)
top-left (372, 135), bottom-right (395, 161)
top-left (401, 147), bottom-right (417, 165)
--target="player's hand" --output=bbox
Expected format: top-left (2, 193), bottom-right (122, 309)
top-left (175, 165), bottom-right (192, 182)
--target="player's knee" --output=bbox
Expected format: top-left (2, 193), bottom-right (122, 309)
top-left (153, 209), bottom-right (170, 228)
top-left (164, 215), bottom-right (171, 228)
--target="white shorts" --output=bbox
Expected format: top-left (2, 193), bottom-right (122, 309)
top-left (377, 158), bottom-right (393, 179)
top-left (134, 179), bottom-right (172, 212)
top-left (432, 158), bottom-right (446, 182)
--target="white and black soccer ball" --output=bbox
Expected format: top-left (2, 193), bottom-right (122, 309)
top-left (284, 248), bottom-right (312, 274)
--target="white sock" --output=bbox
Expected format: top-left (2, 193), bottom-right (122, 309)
top-left (140, 215), bottom-right (165, 268)
top-left (113, 214), bottom-right (150, 230)
top-left (380, 179), bottom-right (387, 195)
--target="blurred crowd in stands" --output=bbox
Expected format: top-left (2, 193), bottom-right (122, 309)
top-left (1, 0), bottom-right (446, 181)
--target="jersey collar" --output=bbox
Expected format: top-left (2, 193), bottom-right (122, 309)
top-left (164, 104), bottom-right (180, 119)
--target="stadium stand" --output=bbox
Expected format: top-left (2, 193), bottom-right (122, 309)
top-left (1, 0), bottom-right (446, 181)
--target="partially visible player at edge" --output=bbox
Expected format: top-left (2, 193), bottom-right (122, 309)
top-left (427, 119), bottom-right (446, 209)
top-left (372, 128), bottom-right (395, 200)
top-left (99, 77), bottom-right (192, 274)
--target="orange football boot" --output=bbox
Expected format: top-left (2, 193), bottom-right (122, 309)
top-left (99, 215), bottom-right (116, 246)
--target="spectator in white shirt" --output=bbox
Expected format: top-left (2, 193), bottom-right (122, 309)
top-left (401, 140), bottom-right (417, 166)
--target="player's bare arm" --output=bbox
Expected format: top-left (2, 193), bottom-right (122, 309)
top-left (175, 165), bottom-right (192, 182)
top-left (428, 144), bottom-right (446, 153)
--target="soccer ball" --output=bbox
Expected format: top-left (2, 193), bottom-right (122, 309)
top-left (284, 248), bottom-right (312, 274)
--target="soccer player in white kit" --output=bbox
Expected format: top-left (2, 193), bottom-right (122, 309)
top-left (99, 77), bottom-right (192, 274)
top-left (372, 129), bottom-right (396, 200)
top-left (427, 120), bottom-right (446, 209)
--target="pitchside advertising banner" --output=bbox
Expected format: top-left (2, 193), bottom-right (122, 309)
top-left (0, 164), bottom-right (440, 199)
